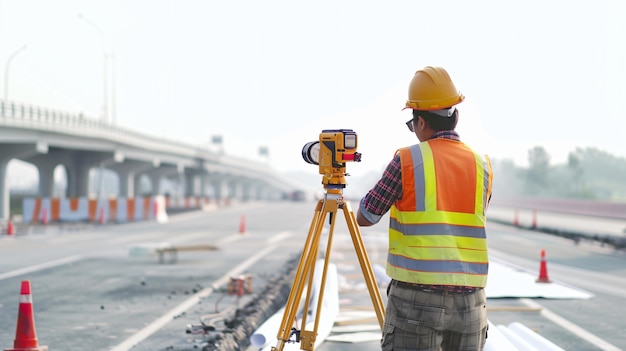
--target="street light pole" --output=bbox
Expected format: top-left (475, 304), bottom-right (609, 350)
top-left (110, 32), bottom-right (124, 126)
top-left (111, 51), bottom-right (116, 125)
top-left (78, 13), bottom-right (108, 123)
top-left (3, 44), bottom-right (27, 103)
top-left (108, 31), bottom-right (127, 126)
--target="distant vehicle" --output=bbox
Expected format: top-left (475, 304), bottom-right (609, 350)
top-left (289, 190), bottom-right (306, 202)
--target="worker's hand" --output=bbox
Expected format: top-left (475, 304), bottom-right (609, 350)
top-left (357, 210), bottom-right (374, 227)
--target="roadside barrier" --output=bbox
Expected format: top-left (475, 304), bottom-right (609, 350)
top-left (22, 196), bottom-right (168, 224)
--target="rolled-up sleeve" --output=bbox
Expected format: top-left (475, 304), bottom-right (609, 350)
top-left (359, 197), bottom-right (383, 224)
top-left (358, 155), bottom-right (403, 224)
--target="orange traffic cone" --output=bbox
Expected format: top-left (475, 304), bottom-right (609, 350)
top-left (513, 208), bottom-right (519, 227)
top-left (41, 209), bottom-right (48, 225)
top-left (239, 214), bottom-right (246, 234)
top-left (6, 220), bottom-right (15, 236)
top-left (153, 200), bottom-right (158, 219)
top-left (536, 249), bottom-right (551, 283)
top-left (5, 280), bottom-right (48, 351)
top-left (98, 207), bottom-right (105, 225)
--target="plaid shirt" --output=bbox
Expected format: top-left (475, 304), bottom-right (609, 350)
top-left (360, 131), bottom-right (461, 222)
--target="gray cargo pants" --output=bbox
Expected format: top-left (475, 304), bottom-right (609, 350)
top-left (381, 280), bottom-right (488, 351)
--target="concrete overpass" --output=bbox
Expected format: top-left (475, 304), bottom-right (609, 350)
top-left (0, 99), bottom-right (302, 220)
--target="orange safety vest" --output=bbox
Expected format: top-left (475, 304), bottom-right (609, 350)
top-left (387, 138), bottom-right (494, 287)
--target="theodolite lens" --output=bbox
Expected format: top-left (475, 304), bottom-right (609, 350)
top-left (301, 141), bottom-right (320, 165)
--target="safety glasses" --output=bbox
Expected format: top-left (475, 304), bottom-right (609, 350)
top-left (406, 118), bottom-right (415, 133)
top-left (406, 106), bottom-right (456, 133)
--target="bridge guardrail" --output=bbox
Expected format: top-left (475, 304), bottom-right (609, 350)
top-left (0, 99), bottom-right (204, 152)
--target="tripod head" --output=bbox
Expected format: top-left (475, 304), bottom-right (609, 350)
top-left (301, 129), bottom-right (361, 189)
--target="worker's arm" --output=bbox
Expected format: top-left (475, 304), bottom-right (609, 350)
top-left (357, 208), bottom-right (374, 226)
top-left (357, 197), bottom-right (383, 227)
top-left (356, 154), bottom-right (403, 227)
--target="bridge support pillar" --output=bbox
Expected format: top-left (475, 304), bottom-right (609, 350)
top-left (148, 173), bottom-right (162, 195)
top-left (228, 181), bottom-right (242, 203)
top-left (136, 164), bottom-right (180, 197)
top-left (200, 174), bottom-right (210, 198)
top-left (210, 178), bottom-right (228, 205)
top-left (117, 168), bottom-right (135, 198)
top-left (0, 144), bottom-right (46, 220)
top-left (35, 160), bottom-right (57, 198)
top-left (64, 152), bottom-right (114, 198)
top-left (250, 183), bottom-right (262, 201)
top-left (185, 172), bottom-right (197, 197)
top-left (109, 161), bottom-right (155, 198)
top-left (242, 182), bottom-right (258, 202)
top-left (0, 158), bottom-right (9, 221)
top-left (67, 161), bottom-right (91, 198)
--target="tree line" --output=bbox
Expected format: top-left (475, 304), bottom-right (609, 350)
top-left (491, 147), bottom-right (626, 202)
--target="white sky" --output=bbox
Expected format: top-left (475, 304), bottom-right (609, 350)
top-left (1, 0), bottom-right (625, 181)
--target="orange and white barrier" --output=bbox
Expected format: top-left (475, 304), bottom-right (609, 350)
top-left (22, 196), bottom-right (168, 224)
top-left (165, 196), bottom-right (213, 209)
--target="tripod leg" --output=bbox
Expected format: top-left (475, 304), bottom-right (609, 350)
top-left (342, 201), bottom-right (385, 329)
top-left (300, 198), bottom-right (339, 351)
top-left (273, 199), bottom-right (328, 351)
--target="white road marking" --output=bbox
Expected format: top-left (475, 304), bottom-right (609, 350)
top-left (50, 234), bottom-right (107, 245)
top-left (266, 231), bottom-right (292, 244)
top-left (109, 230), bottom-right (211, 245)
top-left (521, 298), bottom-right (622, 351)
top-left (218, 233), bottom-right (246, 244)
top-left (0, 255), bottom-right (84, 281)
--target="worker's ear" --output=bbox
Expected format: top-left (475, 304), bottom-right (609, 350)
top-left (416, 116), bottom-right (427, 131)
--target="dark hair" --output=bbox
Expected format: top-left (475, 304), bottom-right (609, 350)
top-left (412, 109), bottom-right (458, 132)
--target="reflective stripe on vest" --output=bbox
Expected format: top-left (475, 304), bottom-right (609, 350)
top-left (387, 139), bottom-right (493, 287)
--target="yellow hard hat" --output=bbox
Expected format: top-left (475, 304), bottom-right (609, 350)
top-left (404, 66), bottom-right (464, 110)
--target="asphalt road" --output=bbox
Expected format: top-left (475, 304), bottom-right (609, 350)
top-left (484, 221), bottom-right (626, 351)
top-left (1, 202), bottom-right (625, 351)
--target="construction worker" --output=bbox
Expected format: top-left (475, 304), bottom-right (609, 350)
top-left (357, 66), bottom-right (494, 351)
